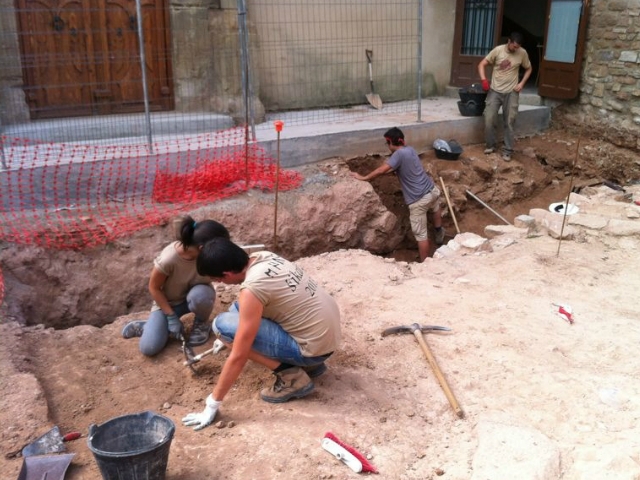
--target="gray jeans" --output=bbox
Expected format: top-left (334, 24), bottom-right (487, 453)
top-left (138, 284), bottom-right (215, 356)
top-left (484, 89), bottom-right (520, 154)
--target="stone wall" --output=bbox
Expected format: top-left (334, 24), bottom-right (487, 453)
top-left (560, 0), bottom-right (640, 150)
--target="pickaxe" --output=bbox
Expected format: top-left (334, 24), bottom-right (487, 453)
top-left (382, 323), bottom-right (464, 418)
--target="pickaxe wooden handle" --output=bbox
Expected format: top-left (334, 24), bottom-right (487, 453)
top-left (382, 323), bottom-right (464, 419)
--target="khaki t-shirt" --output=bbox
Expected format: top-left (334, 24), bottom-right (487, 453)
top-left (151, 241), bottom-right (213, 310)
top-left (485, 44), bottom-right (531, 94)
top-left (241, 251), bottom-right (342, 357)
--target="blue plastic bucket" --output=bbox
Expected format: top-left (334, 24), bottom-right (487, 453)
top-left (87, 411), bottom-right (175, 480)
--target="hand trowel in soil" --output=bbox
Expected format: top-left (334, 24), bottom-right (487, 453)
top-left (21, 426), bottom-right (67, 457)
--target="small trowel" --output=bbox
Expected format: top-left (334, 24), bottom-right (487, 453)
top-left (21, 426), bottom-right (66, 457)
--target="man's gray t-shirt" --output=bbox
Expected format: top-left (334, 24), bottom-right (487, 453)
top-left (386, 146), bottom-right (434, 204)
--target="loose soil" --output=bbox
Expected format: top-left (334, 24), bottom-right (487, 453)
top-left (1, 125), bottom-right (640, 479)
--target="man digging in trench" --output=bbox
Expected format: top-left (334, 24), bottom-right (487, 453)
top-left (182, 237), bottom-right (342, 431)
top-left (352, 127), bottom-right (445, 261)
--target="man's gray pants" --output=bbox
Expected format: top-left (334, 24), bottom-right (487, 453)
top-left (484, 90), bottom-right (520, 154)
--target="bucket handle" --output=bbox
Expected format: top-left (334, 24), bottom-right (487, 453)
top-left (88, 424), bottom-right (97, 438)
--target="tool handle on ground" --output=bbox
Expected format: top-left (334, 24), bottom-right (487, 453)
top-left (183, 347), bottom-right (215, 366)
top-left (412, 330), bottom-right (464, 418)
top-left (439, 177), bottom-right (460, 235)
top-left (63, 432), bottom-right (82, 442)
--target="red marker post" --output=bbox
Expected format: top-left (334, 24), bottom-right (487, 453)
top-left (273, 121), bottom-right (284, 250)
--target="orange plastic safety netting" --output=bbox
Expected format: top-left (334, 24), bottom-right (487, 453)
top-left (0, 127), bottom-right (303, 305)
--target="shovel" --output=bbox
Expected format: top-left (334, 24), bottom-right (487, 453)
top-left (365, 49), bottom-right (383, 109)
top-left (17, 453), bottom-right (75, 480)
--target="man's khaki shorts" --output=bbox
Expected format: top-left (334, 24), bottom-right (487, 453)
top-left (408, 185), bottom-right (441, 241)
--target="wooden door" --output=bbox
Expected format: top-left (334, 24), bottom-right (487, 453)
top-left (16, 0), bottom-right (173, 119)
top-left (16, 0), bottom-right (97, 118)
top-left (537, 0), bottom-right (589, 99)
top-left (450, 0), bottom-right (504, 88)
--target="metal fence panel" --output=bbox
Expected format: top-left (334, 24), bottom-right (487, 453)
top-left (0, 0), bottom-right (422, 143)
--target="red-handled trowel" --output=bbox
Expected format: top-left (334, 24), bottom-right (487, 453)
top-left (21, 426), bottom-right (67, 457)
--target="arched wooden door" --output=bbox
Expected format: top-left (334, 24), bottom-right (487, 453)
top-left (16, 0), bottom-right (174, 119)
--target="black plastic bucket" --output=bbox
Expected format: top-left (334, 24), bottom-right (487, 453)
top-left (458, 86), bottom-right (487, 104)
top-left (87, 411), bottom-right (175, 480)
top-left (457, 100), bottom-right (486, 117)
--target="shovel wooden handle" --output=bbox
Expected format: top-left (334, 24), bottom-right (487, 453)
top-left (412, 330), bottom-right (464, 418)
top-left (439, 177), bottom-right (460, 235)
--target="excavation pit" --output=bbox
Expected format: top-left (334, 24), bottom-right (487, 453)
top-left (1, 127), bottom-right (638, 331)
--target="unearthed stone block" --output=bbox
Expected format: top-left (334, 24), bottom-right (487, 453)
top-left (568, 213), bottom-right (608, 230)
top-left (433, 245), bottom-right (456, 258)
top-left (483, 224), bottom-right (528, 239)
top-left (529, 208), bottom-right (558, 225)
top-left (514, 214), bottom-right (535, 229)
top-left (626, 207), bottom-right (640, 219)
top-left (544, 218), bottom-right (577, 239)
top-left (606, 219), bottom-right (640, 236)
top-left (489, 235), bottom-right (518, 250)
top-left (450, 232), bottom-right (493, 255)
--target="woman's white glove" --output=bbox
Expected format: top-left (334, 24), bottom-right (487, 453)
top-left (181, 394), bottom-right (221, 431)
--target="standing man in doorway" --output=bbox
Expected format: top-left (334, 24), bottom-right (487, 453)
top-left (351, 127), bottom-right (445, 262)
top-left (478, 31), bottom-right (532, 162)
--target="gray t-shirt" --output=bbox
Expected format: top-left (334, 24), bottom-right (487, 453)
top-left (386, 146), bottom-right (434, 204)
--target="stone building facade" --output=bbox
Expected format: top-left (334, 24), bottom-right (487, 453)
top-left (561, 0), bottom-right (640, 149)
top-left (1, 0), bottom-right (639, 152)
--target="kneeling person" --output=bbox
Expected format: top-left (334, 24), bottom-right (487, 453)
top-left (182, 238), bottom-right (341, 431)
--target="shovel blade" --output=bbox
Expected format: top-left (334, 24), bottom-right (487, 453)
top-left (17, 453), bottom-right (75, 480)
top-left (366, 93), bottom-right (383, 110)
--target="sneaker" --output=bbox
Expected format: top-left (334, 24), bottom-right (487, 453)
top-left (122, 321), bottom-right (145, 339)
top-left (188, 321), bottom-right (210, 347)
top-left (303, 363), bottom-right (327, 379)
top-left (260, 367), bottom-right (315, 403)
top-left (502, 152), bottom-right (512, 162)
top-left (483, 147), bottom-right (495, 154)
top-left (435, 227), bottom-right (446, 245)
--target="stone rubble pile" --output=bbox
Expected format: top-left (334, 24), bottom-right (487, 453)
top-left (435, 184), bottom-right (640, 258)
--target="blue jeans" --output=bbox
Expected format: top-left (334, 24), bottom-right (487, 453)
top-left (138, 284), bottom-right (215, 356)
top-left (213, 302), bottom-right (332, 367)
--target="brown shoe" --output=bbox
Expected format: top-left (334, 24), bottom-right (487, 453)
top-left (260, 367), bottom-right (314, 403)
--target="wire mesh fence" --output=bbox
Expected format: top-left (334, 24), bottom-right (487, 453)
top-left (0, 0), bottom-right (426, 305)
top-left (1, 0), bottom-right (424, 143)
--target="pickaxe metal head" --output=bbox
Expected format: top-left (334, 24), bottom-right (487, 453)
top-left (381, 323), bottom-right (451, 337)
